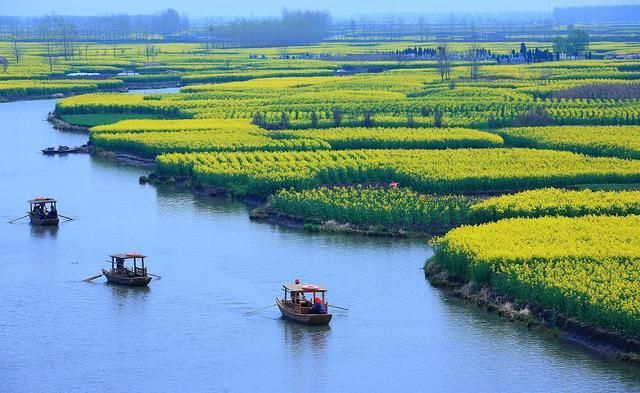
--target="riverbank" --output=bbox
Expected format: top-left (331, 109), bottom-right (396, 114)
top-left (48, 112), bottom-right (90, 132)
top-left (424, 258), bottom-right (640, 364)
top-left (249, 204), bottom-right (448, 237)
top-left (0, 88), bottom-right (127, 104)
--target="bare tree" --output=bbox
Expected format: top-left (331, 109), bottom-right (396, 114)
top-left (145, 41), bottom-right (157, 62)
top-left (39, 15), bottom-right (57, 73)
top-left (468, 43), bottom-right (481, 80)
top-left (436, 42), bottom-right (452, 81)
top-left (11, 35), bottom-right (22, 64)
top-left (62, 19), bottom-right (76, 60)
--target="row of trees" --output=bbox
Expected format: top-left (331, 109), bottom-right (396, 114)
top-left (202, 10), bottom-right (332, 48)
top-left (0, 9), bottom-right (188, 42)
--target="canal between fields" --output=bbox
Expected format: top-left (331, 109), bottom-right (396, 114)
top-left (1, 94), bottom-right (639, 392)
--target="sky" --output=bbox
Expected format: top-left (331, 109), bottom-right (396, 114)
top-left (1, 0), bottom-right (637, 17)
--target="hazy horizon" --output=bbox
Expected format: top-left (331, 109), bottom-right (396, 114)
top-left (1, 0), bottom-right (637, 18)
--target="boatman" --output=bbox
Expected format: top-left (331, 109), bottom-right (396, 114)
top-left (116, 257), bottom-right (125, 272)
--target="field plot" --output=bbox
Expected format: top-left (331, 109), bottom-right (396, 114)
top-left (269, 186), bottom-right (471, 228)
top-left (267, 186), bottom-right (640, 228)
top-left (498, 126), bottom-right (640, 159)
top-left (157, 148), bottom-right (640, 196)
top-left (431, 215), bottom-right (640, 338)
top-left (271, 127), bottom-right (504, 149)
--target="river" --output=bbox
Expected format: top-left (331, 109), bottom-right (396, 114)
top-left (1, 95), bottom-right (639, 392)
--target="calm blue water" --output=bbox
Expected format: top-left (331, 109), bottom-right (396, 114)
top-left (1, 97), bottom-right (639, 392)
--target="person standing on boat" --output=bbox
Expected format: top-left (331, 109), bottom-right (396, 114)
top-left (116, 258), bottom-right (125, 272)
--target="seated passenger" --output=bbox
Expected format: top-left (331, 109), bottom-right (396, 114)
top-left (311, 297), bottom-right (327, 314)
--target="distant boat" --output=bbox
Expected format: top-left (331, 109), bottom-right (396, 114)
top-left (102, 253), bottom-right (152, 287)
top-left (276, 282), bottom-right (332, 325)
top-left (28, 197), bottom-right (59, 226)
top-left (41, 145), bottom-right (80, 155)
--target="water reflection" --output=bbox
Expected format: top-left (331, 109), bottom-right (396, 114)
top-left (281, 321), bottom-right (330, 386)
top-left (30, 224), bottom-right (58, 239)
top-left (107, 282), bottom-right (151, 302)
top-left (281, 320), bottom-right (332, 354)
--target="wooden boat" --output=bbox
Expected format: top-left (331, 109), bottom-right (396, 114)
top-left (102, 253), bottom-right (152, 287)
top-left (28, 197), bottom-right (59, 226)
top-left (276, 282), bottom-right (332, 325)
top-left (41, 145), bottom-right (80, 155)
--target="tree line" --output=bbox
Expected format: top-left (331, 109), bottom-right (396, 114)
top-left (200, 10), bottom-right (332, 48)
top-left (0, 9), bottom-right (187, 42)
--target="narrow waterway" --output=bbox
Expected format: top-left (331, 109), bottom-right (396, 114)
top-left (1, 97), bottom-right (639, 392)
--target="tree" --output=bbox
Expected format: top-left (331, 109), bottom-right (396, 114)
top-left (280, 112), bottom-right (291, 129)
top-left (520, 42), bottom-right (527, 57)
top-left (59, 18), bottom-right (76, 60)
top-left (363, 110), bottom-right (374, 128)
top-left (332, 106), bottom-right (343, 127)
top-left (252, 112), bottom-right (265, 128)
top-left (566, 28), bottom-right (589, 57)
top-left (553, 29), bottom-right (589, 59)
top-left (433, 108), bottom-right (443, 128)
top-left (407, 112), bottom-right (415, 127)
top-left (11, 36), bottom-right (22, 64)
top-left (39, 15), bottom-right (57, 73)
top-left (436, 42), bottom-right (452, 81)
top-left (145, 41), bottom-right (157, 62)
top-left (468, 43), bottom-right (481, 80)
top-left (158, 8), bottom-right (183, 35)
top-left (553, 36), bottom-right (566, 60)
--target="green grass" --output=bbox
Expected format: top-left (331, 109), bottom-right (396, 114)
top-left (61, 113), bottom-right (162, 127)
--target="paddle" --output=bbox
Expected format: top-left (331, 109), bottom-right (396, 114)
top-left (245, 304), bottom-right (276, 315)
top-left (83, 274), bottom-right (103, 282)
top-left (58, 214), bottom-right (74, 221)
top-left (328, 304), bottom-right (349, 311)
top-left (8, 214), bottom-right (28, 224)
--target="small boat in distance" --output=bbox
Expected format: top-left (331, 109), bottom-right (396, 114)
top-left (276, 281), bottom-right (332, 325)
top-left (41, 145), bottom-right (80, 155)
top-left (102, 253), bottom-right (152, 287)
top-left (28, 197), bottom-right (59, 226)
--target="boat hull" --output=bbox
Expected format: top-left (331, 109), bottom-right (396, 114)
top-left (29, 214), bottom-right (59, 226)
top-left (102, 269), bottom-right (152, 287)
top-left (42, 148), bottom-right (80, 155)
top-left (276, 299), bottom-right (332, 325)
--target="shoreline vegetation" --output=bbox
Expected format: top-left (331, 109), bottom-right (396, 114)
top-left (10, 35), bottom-right (640, 362)
top-left (424, 259), bottom-right (640, 362)
top-left (426, 215), bottom-right (640, 361)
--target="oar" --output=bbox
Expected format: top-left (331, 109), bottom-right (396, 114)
top-left (8, 214), bottom-right (28, 223)
top-left (83, 274), bottom-right (103, 282)
top-left (328, 304), bottom-right (349, 311)
top-left (245, 304), bottom-right (276, 315)
top-left (58, 214), bottom-right (74, 221)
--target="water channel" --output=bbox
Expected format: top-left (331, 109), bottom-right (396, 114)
top-left (1, 94), bottom-right (639, 392)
